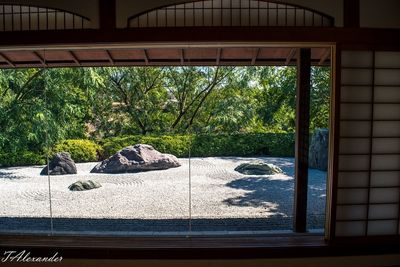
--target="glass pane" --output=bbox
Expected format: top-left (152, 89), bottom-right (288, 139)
top-left (189, 66), bottom-right (299, 233)
top-left (43, 67), bottom-right (191, 235)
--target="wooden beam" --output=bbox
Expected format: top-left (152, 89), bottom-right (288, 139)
top-left (0, 52), bottom-right (15, 67)
top-left (285, 48), bottom-right (297, 65)
top-left (294, 48), bottom-right (311, 233)
top-left (33, 51), bottom-right (46, 66)
top-left (105, 50), bottom-right (115, 65)
top-left (0, 28), bottom-right (399, 48)
top-left (99, 0), bottom-right (116, 30)
top-left (251, 48), bottom-right (260, 65)
top-left (69, 51), bottom-right (81, 66)
top-left (180, 49), bottom-right (185, 65)
top-left (343, 0), bottom-right (360, 27)
top-left (319, 49), bottom-right (331, 66)
top-left (143, 49), bottom-right (149, 65)
top-left (216, 48), bottom-right (222, 65)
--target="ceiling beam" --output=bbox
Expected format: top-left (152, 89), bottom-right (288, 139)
top-left (318, 49), bottom-right (331, 66)
top-left (69, 51), bottom-right (81, 66)
top-left (343, 0), bottom-right (360, 28)
top-left (143, 49), bottom-right (149, 65)
top-left (99, 0), bottom-right (116, 30)
top-left (0, 52), bottom-right (15, 67)
top-left (105, 50), bottom-right (115, 65)
top-left (33, 51), bottom-right (46, 66)
top-left (285, 48), bottom-right (297, 65)
top-left (216, 48), bottom-right (222, 65)
top-left (251, 48), bottom-right (260, 65)
top-left (180, 49), bottom-right (185, 65)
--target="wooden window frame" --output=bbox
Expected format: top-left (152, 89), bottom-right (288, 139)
top-left (0, 43), bottom-right (336, 256)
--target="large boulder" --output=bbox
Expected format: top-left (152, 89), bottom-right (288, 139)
top-left (309, 128), bottom-right (329, 171)
top-left (234, 162), bottom-right (283, 175)
top-left (40, 152), bottom-right (77, 175)
top-left (91, 144), bottom-right (181, 173)
top-left (68, 180), bottom-right (102, 191)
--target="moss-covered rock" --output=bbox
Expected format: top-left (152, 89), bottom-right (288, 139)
top-left (68, 180), bottom-right (102, 191)
top-left (234, 162), bottom-right (283, 175)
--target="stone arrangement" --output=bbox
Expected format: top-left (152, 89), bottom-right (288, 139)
top-left (234, 162), bottom-right (283, 175)
top-left (40, 152), bottom-right (77, 175)
top-left (68, 180), bottom-right (102, 191)
top-left (90, 144), bottom-right (181, 173)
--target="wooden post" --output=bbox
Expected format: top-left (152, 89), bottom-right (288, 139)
top-left (343, 0), bottom-right (360, 28)
top-left (99, 0), bottom-right (116, 30)
top-left (294, 48), bottom-right (311, 233)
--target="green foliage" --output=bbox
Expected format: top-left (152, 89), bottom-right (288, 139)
top-left (101, 133), bottom-right (295, 159)
top-left (53, 139), bottom-right (100, 162)
top-left (100, 135), bottom-right (191, 159)
top-left (0, 66), bottom-right (329, 167)
top-left (0, 151), bottom-right (45, 167)
top-left (310, 67), bottom-right (331, 129)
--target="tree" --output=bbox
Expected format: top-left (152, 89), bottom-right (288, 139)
top-left (165, 66), bottom-right (235, 132)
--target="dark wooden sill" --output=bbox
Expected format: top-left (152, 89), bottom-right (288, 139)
top-left (0, 234), bottom-right (399, 259)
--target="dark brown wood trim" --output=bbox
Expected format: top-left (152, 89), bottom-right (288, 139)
top-left (285, 48), bottom-right (297, 65)
top-left (327, 45), bottom-right (341, 241)
top-left (294, 48), bottom-right (311, 233)
top-left (0, 234), bottom-right (399, 260)
top-left (0, 28), bottom-right (399, 48)
top-left (99, 0), bottom-right (116, 30)
top-left (251, 48), bottom-right (260, 65)
top-left (0, 52), bottom-right (15, 67)
top-left (68, 50), bottom-right (81, 66)
top-left (343, 0), bottom-right (360, 28)
top-left (330, 235), bottom-right (400, 246)
top-left (318, 49), bottom-right (331, 65)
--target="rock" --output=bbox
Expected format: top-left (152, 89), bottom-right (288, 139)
top-left (68, 180), bottom-right (101, 191)
top-left (234, 162), bottom-right (283, 175)
top-left (91, 144), bottom-right (181, 173)
top-left (40, 152), bottom-right (77, 175)
top-left (309, 128), bottom-right (329, 171)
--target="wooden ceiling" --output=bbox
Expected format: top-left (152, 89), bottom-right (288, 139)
top-left (0, 47), bottom-right (330, 68)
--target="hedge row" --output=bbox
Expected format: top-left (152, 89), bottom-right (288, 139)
top-left (100, 133), bottom-right (295, 159)
top-left (0, 133), bottom-right (295, 167)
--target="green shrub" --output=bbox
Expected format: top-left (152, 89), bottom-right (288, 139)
top-left (0, 151), bottom-right (45, 167)
top-left (100, 135), bottom-right (192, 159)
top-left (53, 139), bottom-right (101, 162)
top-left (0, 133), bottom-right (295, 167)
top-left (101, 133), bottom-right (295, 159)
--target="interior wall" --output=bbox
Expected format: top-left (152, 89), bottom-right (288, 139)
top-left (360, 0), bottom-right (400, 28)
top-left (3, 0), bottom-right (400, 30)
top-left (116, 0), bottom-right (343, 28)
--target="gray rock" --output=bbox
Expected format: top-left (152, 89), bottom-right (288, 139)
top-left (68, 180), bottom-right (102, 191)
top-left (91, 144), bottom-right (181, 173)
top-left (309, 128), bottom-right (329, 171)
top-left (40, 152), bottom-right (77, 175)
top-left (234, 162), bottom-right (283, 175)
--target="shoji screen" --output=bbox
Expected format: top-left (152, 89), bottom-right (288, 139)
top-left (336, 50), bottom-right (400, 237)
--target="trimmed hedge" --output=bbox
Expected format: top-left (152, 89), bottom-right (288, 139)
top-left (0, 133), bottom-right (295, 167)
top-left (0, 151), bottom-right (46, 167)
top-left (53, 139), bottom-right (101, 163)
top-left (100, 133), bottom-right (295, 159)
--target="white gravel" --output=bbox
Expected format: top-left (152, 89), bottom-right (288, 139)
top-left (0, 157), bottom-right (327, 221)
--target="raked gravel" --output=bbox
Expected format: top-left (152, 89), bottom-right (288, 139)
top-left (0, 157), bottom-right (327, 232)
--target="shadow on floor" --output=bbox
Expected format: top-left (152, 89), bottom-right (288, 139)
top-left (0, 215), bottom-right (326, 234)
top-left (0, 216), bottom-right (292, 233)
